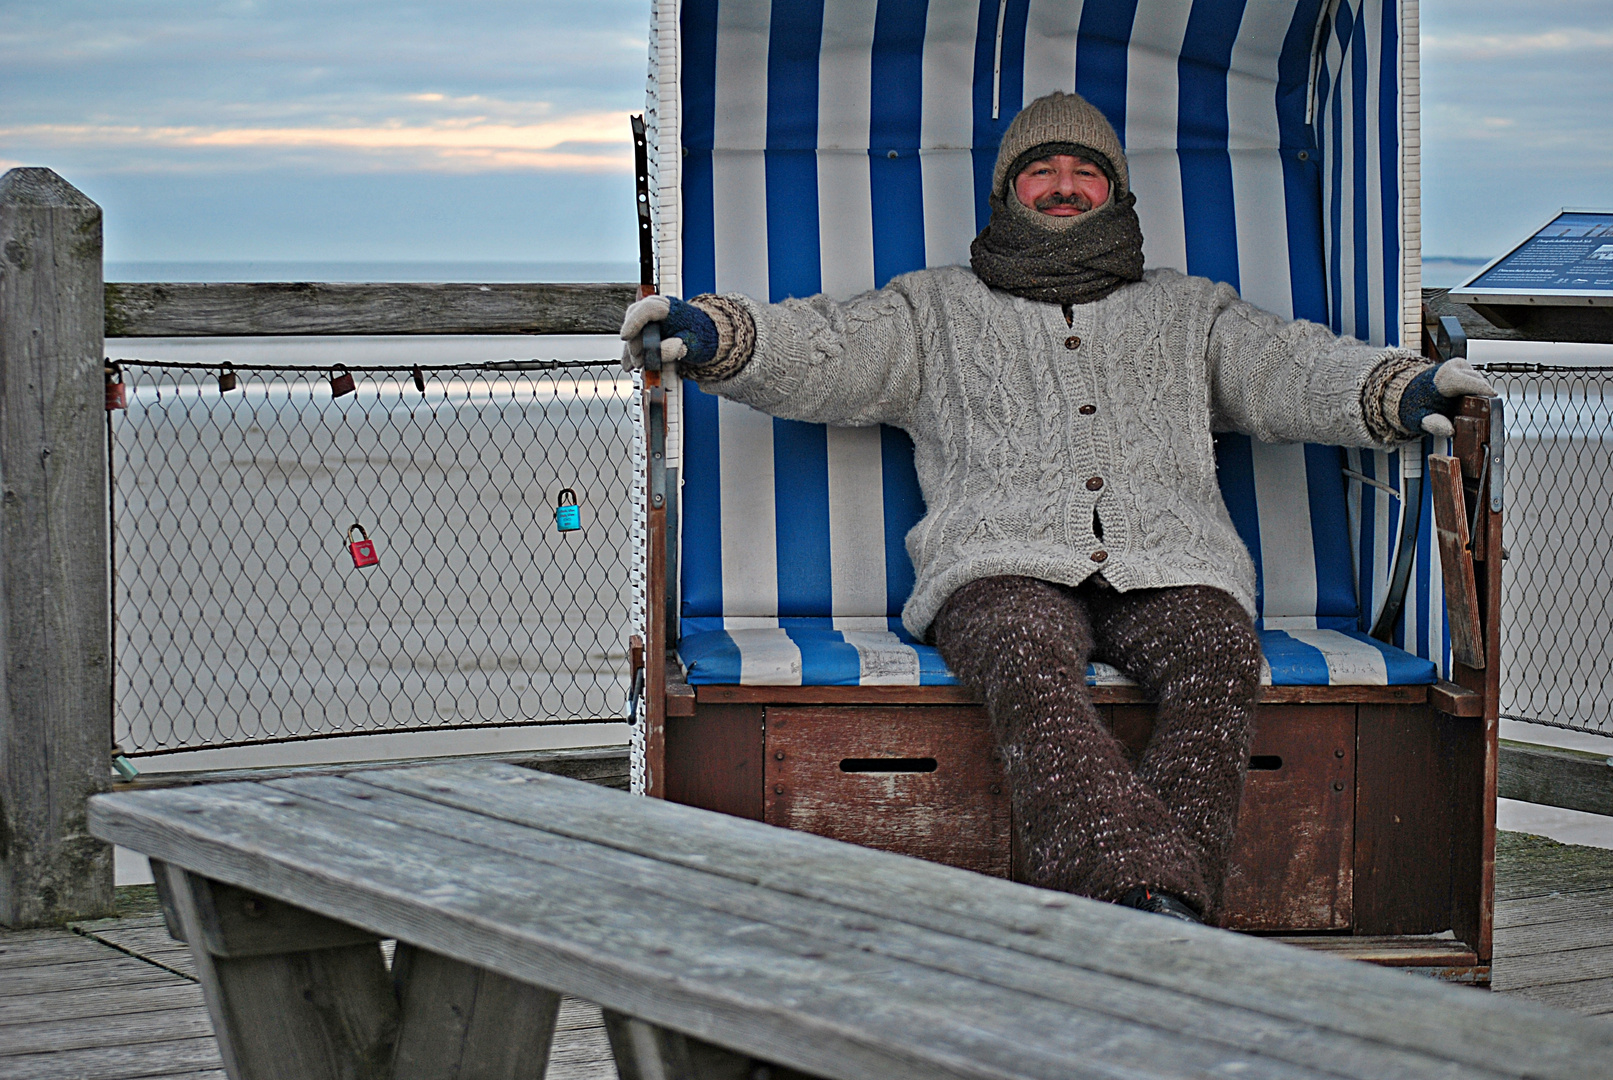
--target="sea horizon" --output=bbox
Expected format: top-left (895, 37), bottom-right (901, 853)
top-left (105, 259), bottom-right (641, 284)
top-left (107, 256), bottom-right (1495, 290)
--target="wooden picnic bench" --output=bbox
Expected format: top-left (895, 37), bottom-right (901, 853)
top-left (89, 760), bottom-right (1613, 1080)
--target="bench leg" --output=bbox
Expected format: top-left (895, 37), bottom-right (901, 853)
top-left (602, 1011), bottom-right (818, 1080)
top-left (391, 942), bottom-right (561, 1080)
top-left (156, 860), bottom-right (399, 1080)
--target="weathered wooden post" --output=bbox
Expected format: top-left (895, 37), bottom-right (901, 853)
top-left (0, 168), bottom-right (114, 926)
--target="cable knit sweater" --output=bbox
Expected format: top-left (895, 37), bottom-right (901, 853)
top-left (693, 266), bottom-right (1423, 638)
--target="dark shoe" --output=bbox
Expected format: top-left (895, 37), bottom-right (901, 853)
top-left (1117, 886), bottom-right (1203, 924)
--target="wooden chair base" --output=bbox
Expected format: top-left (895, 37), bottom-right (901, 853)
top-left (661, 684), bottom-right (1494, 966)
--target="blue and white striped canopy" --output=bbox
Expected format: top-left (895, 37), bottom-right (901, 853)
top-left (644, 0), bottom-right (1447, 685)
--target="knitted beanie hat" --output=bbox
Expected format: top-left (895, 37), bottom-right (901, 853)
top-left (991, 90), bottom-right (1129, 201)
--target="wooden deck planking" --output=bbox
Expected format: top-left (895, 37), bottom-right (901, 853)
top-left (0, 887), bottom-right (616, 1080)
top-left (76, 913), bottom-right (198, 979)
top-left (2, 829), bottom-right (1608, 1078)
top-left (0, 982), bottom-right (206, 1027)
top-left (0, 914), bottom-right (224, 1080)
top-left (1491, 832), bottom-right (1613, 1016)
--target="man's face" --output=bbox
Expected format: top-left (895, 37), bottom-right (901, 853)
top-left (1013, 154), bottom-right (1111, 217)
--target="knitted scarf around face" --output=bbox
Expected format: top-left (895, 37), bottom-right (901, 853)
top-left (969, 189), bottom-right (1146, 305)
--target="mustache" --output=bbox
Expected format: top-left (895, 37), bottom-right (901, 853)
top-left (1034, 191), bottom-right (1095, 212)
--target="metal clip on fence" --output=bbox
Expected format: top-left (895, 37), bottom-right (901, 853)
top-left (1434, 314), bottom-right (1467, 364)
top-left (105, 363), bottom-right (127, 411)
top-left (644, 321), bottom-right (666, 515)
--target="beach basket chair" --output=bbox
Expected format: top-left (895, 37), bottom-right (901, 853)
top-left (631, 0), bottom-right (1501, 980)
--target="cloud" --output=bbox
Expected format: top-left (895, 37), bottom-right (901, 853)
top-left (2, 111), bottom-right (634, 173)
top-left (1422, 28), bottom-right (1613, 59)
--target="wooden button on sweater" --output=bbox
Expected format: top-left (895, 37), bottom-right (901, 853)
top-left (1086, 476), bottom-right (1104, 491)
top-left (1090, 550), bottom-right (1108, 562)
top-left (1079, 404), bottom-right (1096, 415)
top-left (1064, 336), bottom-right (1082, 350)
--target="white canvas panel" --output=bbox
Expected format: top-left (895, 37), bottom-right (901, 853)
top-left (826, 424), bottom-right (890, 617)
top-left (1250, 440), bottom-right (1319, 618)
top-left (717, 397), bottom-right (780, 616)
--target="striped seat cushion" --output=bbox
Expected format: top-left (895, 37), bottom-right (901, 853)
top-left (679, 622), bottom-right (1436, 688)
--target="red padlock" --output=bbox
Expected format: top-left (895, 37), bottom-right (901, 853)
top-left (347, 524), bottom-right (379, 569)
top-left (105, 366), bottom-right (127, 411)
top-left (330, 365), bottom-right (356, 398)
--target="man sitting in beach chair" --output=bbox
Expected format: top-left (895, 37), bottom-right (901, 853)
top-left (621, 91), bottom-right (1489, 925)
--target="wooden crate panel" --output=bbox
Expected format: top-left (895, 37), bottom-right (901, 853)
top-left (1220, 704), bottom-right (1356, 931)
top-left (664, 705), bottom-right (765, 821)
top-left (764, 706), bottom-right (1011, 878)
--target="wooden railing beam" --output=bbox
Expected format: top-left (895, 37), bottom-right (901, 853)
top-left (104, 281), bottom-right (637, 337)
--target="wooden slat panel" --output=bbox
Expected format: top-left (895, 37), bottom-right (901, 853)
top-left (1272, 937), bottom-right (1478, 967)
top-left (1494, 887), bottom-right (1613, 931)
top-left (1220, 706), bottom-right (1355, 932)
top-left (0, 1036), bottom-right (224, 1080)
top-left (1493, 915), bottom-right (1613, 960)
top-left (74, 921), bottom-right (197, 980)
top-left (104, 282), bottom-right (636, 337)
top-left (391, 944), bottom-right (560, 1080)
top-left (161, 863), bottom-right (397, 1080)
top-left (0, 932), bottom-right (122, 968)
top-left (1496, 979), bottom-right (1613, 1017)
top-left (1428, 455), bottom-right (1484, 668)
top-left (114, 746), bottom-right (630, 794)
top-left (764, 706), bottom-right (1010, 878)
top-left (1498, 740), bottom-right (1613, 818)
top-left (1, 1005), bottom-right (215, 1056)
top-left (1355, 704), bottom-right (1456, 936)
top-left (0, 982), bottom-right (204, 1027)
top-left (0, 955), bottom-right (182, 996)
top-left (547, 997), bottom-right (618, 1080)
top-left (664, 704), bottom-right (764, 821)
top-left (1495, 832), bottom-right (1613, 904)
top-left (1492, 943), bottom-right (1613, 992)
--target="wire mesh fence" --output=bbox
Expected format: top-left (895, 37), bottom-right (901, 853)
top-left (1481, 363), bottom-right (1613, 737)
top-left (108, 354), bottom-right (1613, 750)
top-left (110, 358), bottom-right (636, 756)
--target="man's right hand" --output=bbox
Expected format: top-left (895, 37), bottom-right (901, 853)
top-left (620, 295), bottom-right (720, 371)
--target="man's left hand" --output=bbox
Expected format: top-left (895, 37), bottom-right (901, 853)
top-left (1398, 358), bottom-right (1494, 438)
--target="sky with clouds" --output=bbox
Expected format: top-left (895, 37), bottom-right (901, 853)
top-left (2, 0), bottom-right (1609, 268)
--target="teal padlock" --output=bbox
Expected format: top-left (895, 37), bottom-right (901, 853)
top-left (555, 488), bottom-right (582, 532)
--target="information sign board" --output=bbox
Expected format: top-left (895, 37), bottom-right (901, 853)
top-left (1451, 210), bottom-right (1613, 306)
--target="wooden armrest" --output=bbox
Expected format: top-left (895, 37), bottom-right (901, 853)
top-left (666, 677), bottom-right (696, 716)
top-left (1430, 679), bottom-right (1484, 717)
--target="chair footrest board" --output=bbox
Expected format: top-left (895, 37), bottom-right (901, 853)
top-left (679, 624), bottom-right (1437, 688)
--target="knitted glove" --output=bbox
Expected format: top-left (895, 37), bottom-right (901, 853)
top-left (619, 295), bottom-right (720, 371)
top-left (1396, 358), bottom-right (1494, 438)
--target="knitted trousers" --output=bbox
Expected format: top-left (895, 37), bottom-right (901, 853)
top-left (931, 575), bottom-right (1262, 916)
